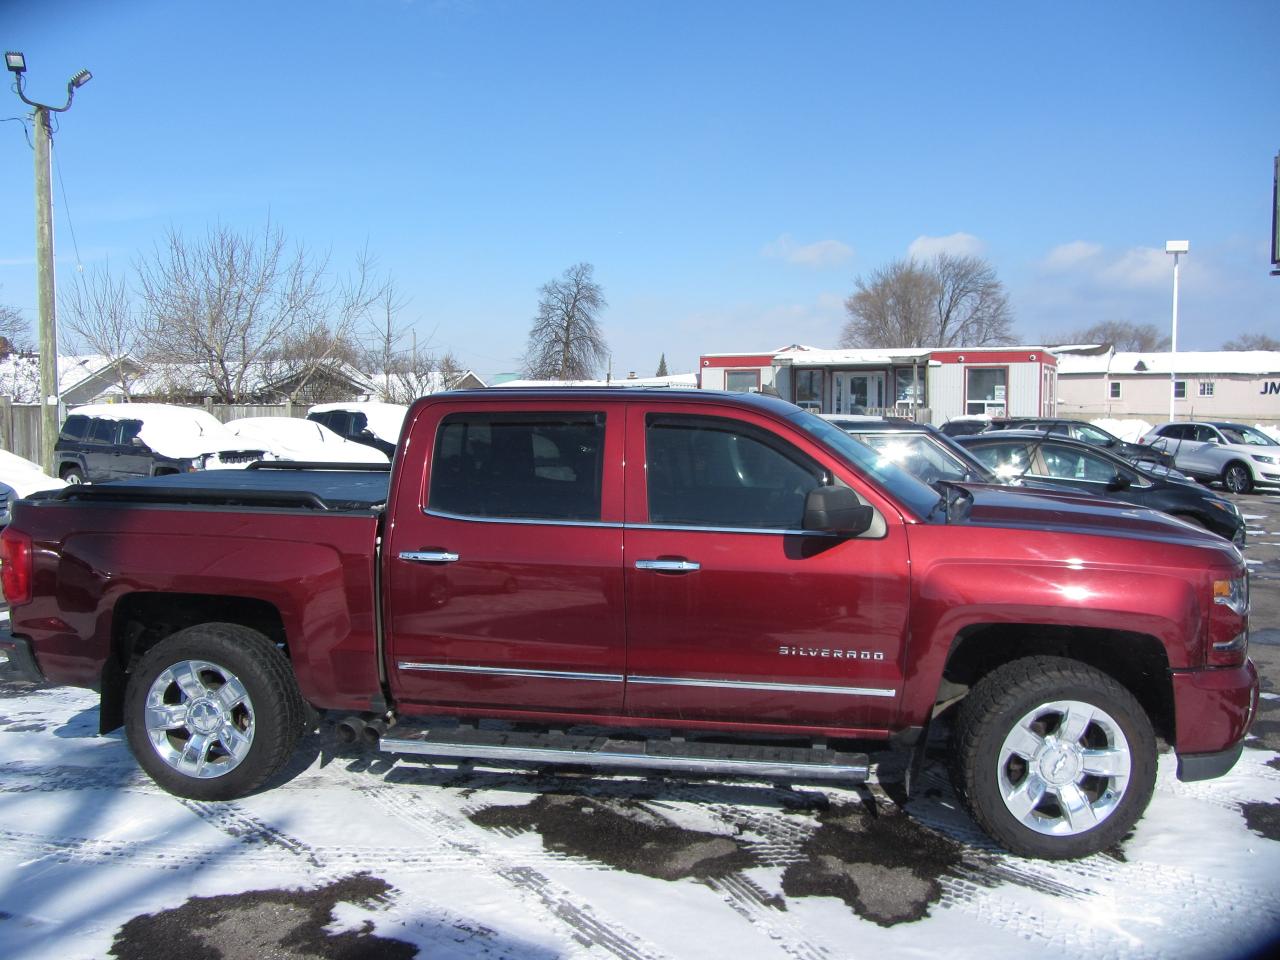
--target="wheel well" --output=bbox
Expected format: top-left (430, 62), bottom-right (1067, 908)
top-left (1222, 459), bottom-right (1249, 476)
top-left (98, 592), bottom-right (288, 732)
top-left (58, 462), bottom-right (82, 477)
top-left (942, 623), bottom-right (1174, 741)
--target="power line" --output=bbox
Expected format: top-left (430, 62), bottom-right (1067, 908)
top-left (53, 150), bottom-right (84, 271)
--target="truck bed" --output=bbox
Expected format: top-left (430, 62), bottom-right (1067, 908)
top-left (49, 463), bottom-right (391, 513)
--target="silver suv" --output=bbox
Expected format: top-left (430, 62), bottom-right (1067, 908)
top-left (1138, 421), bottom-right (1280, 494)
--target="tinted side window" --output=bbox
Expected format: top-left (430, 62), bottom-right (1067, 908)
top-left (119, 420), bottom-right (143, 445)
top-left (1041, 444), bottom-right (1116, 482)
top-left (60, 415), bottom-right (89, 441)
top-left (88, 418), bottom-right (119, 444)
top-left (969, 441), bottom-right (1030, 476)
top-left (645, 415), bottom-right (825, 529)
top-left (429, 412), bottom-right (605, 521)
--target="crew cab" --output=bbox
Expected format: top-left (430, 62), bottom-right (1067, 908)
top-left (0, 389), bottom-right (1258, 859)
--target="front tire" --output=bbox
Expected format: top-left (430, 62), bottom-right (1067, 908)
top-left (1222, 462), bottom-right (1252, 495)
top-left (61, 466), bottom-right (85, 484)
top-left (950, 656), bottom-right (1156, 859)
top-left (124, 623), bottom-right (303, 801)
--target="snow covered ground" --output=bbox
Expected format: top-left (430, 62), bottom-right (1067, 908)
top-left (2, 675), bottom-right (1278, 959)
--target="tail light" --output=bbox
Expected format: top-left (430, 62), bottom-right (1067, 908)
top-left (0, 527), bottom-right (33, 606)
top-left (1207, 575), bottom-right (1249, 666)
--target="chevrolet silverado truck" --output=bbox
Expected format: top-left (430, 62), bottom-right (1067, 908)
top-left (0, 389), bottom-right (1259, 859)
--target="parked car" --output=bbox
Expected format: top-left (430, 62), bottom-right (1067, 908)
top-left (986, 417), bottom-right (1175, 468)
top-left (55, 404), bottom-right (271, 483)
top-left (821, 416), bottom-right (1000, 485)
top-left (226, 417), bottom-right (391, 465)
top-left (957, 431), bottom-right (1246, 543)
top-left (937, 417), bottom-right (991, 437)
top-left (1138, 421), bottom-right (1280, 494)
top-left (0, 450), bottom-right (67, 527)
top-left (306, 401), bottom-right (408, 459)
top-left (2, 389), bottom-right (1257, 859)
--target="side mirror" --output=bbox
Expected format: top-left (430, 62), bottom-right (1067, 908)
top-left (130, 437), bottom-right (147, 448)
top-left (1106, 473), bottom-right (1132, 492)
top-left (803, 486), bottom-right (874, 535)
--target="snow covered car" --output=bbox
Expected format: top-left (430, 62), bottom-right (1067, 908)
top-left (0, 451), bottom-right (67, 527)
top-left (54, 404), bottom-right (272, 483)
top-left (1138, 421), bottom-right (1280, 494)
top-left (306, 401), bottom-right (408, 459)
top-left (225, 417), bottom-right (391, 465)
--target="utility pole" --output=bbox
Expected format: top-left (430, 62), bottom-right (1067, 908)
top-left (5, 52), bottom-right (92, 472)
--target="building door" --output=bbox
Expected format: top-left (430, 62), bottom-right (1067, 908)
top-left (833, 372), bottom-right (885, 414)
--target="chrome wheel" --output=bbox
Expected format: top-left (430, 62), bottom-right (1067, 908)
top-left (996, 699), bottom-right (1131, 837)
top-left (143, 659), bottom-right (255, 779)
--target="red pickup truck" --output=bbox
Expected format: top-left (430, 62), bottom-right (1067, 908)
top-left (0, 389), bottom-right (1258, 859)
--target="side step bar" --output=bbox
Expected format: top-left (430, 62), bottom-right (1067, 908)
top-left (376, 727), bottom-right (869, 783)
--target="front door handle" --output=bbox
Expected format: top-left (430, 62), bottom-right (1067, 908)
top-left (400, 550), bottom-right (460, 563)
top-left (635, 559), bottom-right (701, 573)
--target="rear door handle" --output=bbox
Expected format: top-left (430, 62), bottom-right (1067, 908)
top-left (635, 559), bottom-right (701, 573)
top-left (400, 550), bottom-right (460, 563)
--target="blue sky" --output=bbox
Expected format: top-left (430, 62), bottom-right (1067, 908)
top-left (2, 0), bottom-right (1277, 382)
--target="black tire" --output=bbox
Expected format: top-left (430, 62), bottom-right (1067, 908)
top-left (949, 656), bottom-right (1156, 859)
top-left (124, 623), bottom-right (304, 801)
top-left (61, 466), bottom-right (85, 484)
top-left (1222, 461), bottom-right (1252, 495)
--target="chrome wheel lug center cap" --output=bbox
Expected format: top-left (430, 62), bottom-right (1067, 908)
top-left (187, 698), bottom-right (223, 735)
top-left (1037, 738), bottom-right (1082, 786)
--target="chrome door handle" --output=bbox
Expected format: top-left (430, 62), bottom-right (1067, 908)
top-left (399, 551), bottom-right (460, 563)
top-left (635, 559), bottom-right (701, 572)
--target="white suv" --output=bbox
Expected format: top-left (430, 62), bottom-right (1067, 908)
top-left (1138, 420), bottom-right (1280, 494)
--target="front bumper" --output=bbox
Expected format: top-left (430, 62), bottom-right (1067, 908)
top-left (0, 622), bottom-right (46, 684)
top-left (1172, 658), bottom-right (1259, 782)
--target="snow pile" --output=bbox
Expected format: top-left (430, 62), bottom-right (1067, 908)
top-left (1090, 418), bottom-right (1153, 442)
top-left (0, 449), bottom-right (66, 497)
top-left (226, 417), bottom-right (389, 464)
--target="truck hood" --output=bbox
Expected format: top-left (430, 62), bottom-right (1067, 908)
top-left (956, 483), bottom-right (1235, 550)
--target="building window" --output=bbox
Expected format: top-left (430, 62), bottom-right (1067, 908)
top-left (1108, 381), bottom-right (1121, 400)
top-left (1174, 380), bottom-right (1186, 400)
top-left (794, 369), bottom-right (822, 410)
top-left (724, 369), bottom-right (761, 393)
top-left (893, 368), bottom-right (926, 407)
top-left (1198, 381), bottom-right (1215, 397)
top-left (966, 367), bottom-right (1008, 416)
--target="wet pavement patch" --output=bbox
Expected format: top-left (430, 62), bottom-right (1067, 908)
top-left (468, 793), bottom-right (759, 881)
top-left (780, 797), bottom-right (964, 926)
top-left (109, 873), bottom-right (415, 960)
top-left (1240, 802), bottom-right (1280, 842)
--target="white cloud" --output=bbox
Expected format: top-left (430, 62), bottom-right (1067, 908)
top-left (1041, 241), bottom-right (1103, 271)
top-left (907, 232), bottom-right (985, 260)
top-left (1098, 247), bottom-right (1173, 289)
top-left (761, 233), bottom-right (854, 268)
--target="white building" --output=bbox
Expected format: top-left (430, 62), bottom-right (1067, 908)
top-left (1056, 349), bottom-right (1280, 425)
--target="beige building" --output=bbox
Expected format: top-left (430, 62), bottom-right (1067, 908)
top-left (1056, 349), bottom-right (1280, 426)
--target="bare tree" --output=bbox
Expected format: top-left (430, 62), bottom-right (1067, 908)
top-left (61, 265), bottom-right (146, 398)
top-left (932, 254), bottom-right (1014, 346)
top-left (1046, 320), bottom-right (1170, 351)
top-left (0, 293), bottom-right (29, 357)
top-left (1222, 332), bottom-right (1280, 351)
top-left (437, 350), bottom-right (467, 391)
top-left (136, 222), bottom-right (333, 403)
top-left (524, 262), bottom-right (609, 380)
top-left (840, 260), bottom-right (941, 348)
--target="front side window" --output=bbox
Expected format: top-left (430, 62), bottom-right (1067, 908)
top-left (645, 415), bottom-right (825, 530)
top-left (88, 418), bottom-right (119, 444)
top-left (1040, 443), bottom-right (1124, 483)
top-left (428, 412), bottom-right (604, 522)
top-left (969, 441), bottom-right (1031, 480)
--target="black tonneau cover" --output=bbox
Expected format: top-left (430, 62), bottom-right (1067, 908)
top-left (52, 463), bottom-right (391, 512)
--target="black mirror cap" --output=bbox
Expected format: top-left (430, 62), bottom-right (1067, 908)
top-left (803, 486), bottom-right (874, 535)
top-left (1107, 474), bottom-right (1132, 492)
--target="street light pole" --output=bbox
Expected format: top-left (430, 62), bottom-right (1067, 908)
top-left (5, 52), bottom-right (92, 473)
top-left (1165, 240), bottom-right (1189, 424)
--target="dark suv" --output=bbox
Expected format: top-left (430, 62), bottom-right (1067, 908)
top-left (986, 418), bottom-right (1174, 468)
top-left (55, 404), bottom-right (268, 483)
top-left (306, 402), bottom-right (407, 460)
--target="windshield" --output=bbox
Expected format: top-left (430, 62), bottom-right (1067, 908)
top-left (1219, 425), bottom-right (1278, 446)
top-left (788, 413), bottom-right (945, 519)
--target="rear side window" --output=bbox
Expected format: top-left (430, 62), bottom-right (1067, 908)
top-left (645, 414), bottom-right (826, 530)
top-left (88, 418), bottom-right (119, 444)
top-left (59, 415), bottom-right (89, 441)
top-left (429, 412), bottom-right (605, 522)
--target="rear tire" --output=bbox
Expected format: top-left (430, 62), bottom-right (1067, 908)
top-left (61, 466), bottom-right (85, 484)
top-left (950, 656), bottom-right (1156, 859)
top-left (1221, 462), bottom-right (1252, 495)
top-left (124, 623), bottom-right (303, 801)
